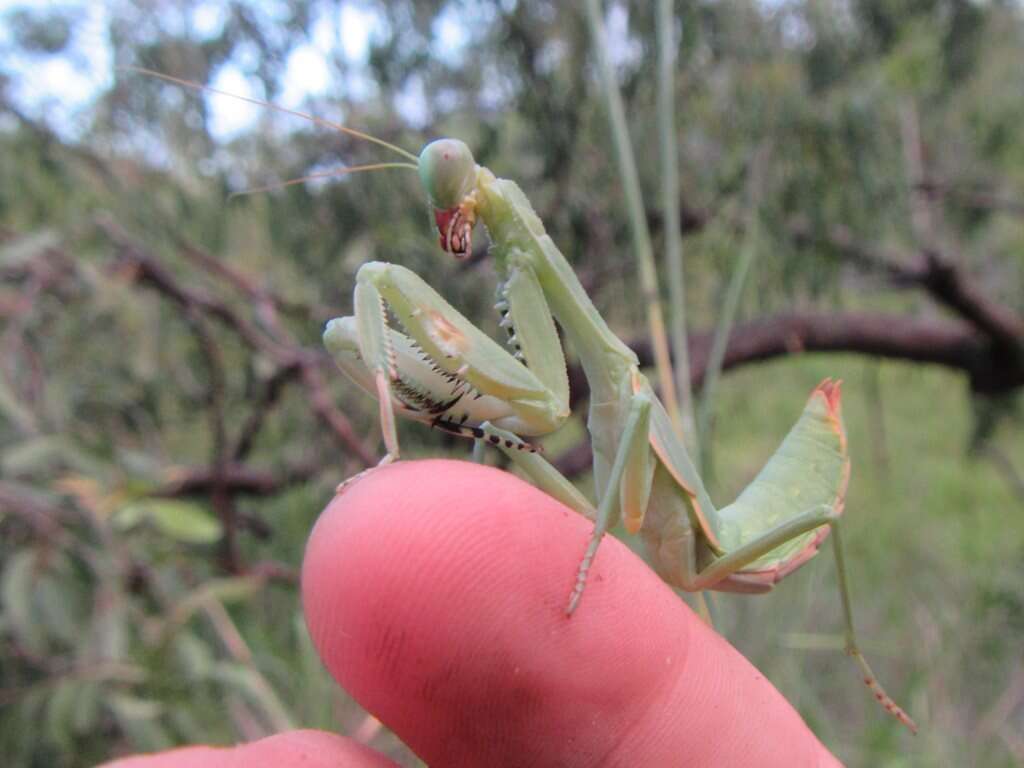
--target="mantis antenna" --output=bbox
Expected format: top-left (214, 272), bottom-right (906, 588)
top-left (227, 162), bottom-right (418, 199)
top-left (123, 66), bottom-right (420, 163)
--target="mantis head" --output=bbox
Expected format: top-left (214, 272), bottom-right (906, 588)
top-left (419, 139), bottom-right (476, 208)
top-left (419, 139), bottom-right (479, 260)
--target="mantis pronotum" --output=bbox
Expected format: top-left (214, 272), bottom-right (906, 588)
top-left (132, 69), bottom-right (917, 733)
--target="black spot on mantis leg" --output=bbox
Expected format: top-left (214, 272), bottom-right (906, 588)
top-left (429, 418), bottom-right (538, 452)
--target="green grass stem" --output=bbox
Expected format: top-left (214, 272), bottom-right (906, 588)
top-left (657, 0), bottom-right (699, 460)
top-left (698, 146), bottom-right (769, 477)
top-left (584, 0), bottom-right (683, 436)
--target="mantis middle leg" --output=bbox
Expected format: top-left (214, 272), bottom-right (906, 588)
top-left (479, 389), bottom-right (655, 615)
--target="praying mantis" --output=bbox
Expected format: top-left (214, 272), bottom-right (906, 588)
top-left (323, 139), bottom-right (917, 733)
top-left (132, 69), bottom-right (917, 733)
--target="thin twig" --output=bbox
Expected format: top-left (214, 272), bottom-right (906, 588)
top-left (231, 362), bottom-right (303, 461)
top-left (182, 306), bottom-right (239, 572)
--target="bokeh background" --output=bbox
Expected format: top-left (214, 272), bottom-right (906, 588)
top-left (1, 1), bottom-right (1022, 766)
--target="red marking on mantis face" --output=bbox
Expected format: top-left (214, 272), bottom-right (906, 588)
top-left (434, 206), bottom-right (473, 259)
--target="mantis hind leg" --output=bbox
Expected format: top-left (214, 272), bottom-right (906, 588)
top-left (830, 521), bottom-right (918, 733)
top-left (670, 507), bottom-right (917, 733)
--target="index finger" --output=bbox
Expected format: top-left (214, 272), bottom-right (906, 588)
top-left (303, 459), bottom-right (842, 767)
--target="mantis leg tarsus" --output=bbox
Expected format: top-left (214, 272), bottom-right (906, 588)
top-left (830, 521), bottom-right (918, 734)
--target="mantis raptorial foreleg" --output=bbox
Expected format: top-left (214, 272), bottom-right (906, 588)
top-left (327, 260), bottom-right (569, 461)
top-left (353, 277), bottom-right (401, 464)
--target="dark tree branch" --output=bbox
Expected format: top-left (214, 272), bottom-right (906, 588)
top-left (176, 240), bottom-right (375, 467)
top-left (913, 249), bottom-right (1024, 350)
top-left (786, 219), bottom-right (1024, 351)
top-left (231, 362), bottom-right (302, 461)
top-left (687, 312), bottom-right (987, 384)
top-left (105, 228), bottom-right (282, 356)
top-left (151, 461), bottom-right (323, 498)
top-left (568, 311), bottom-right (994, 402)
top-left (568, 309), bottom-right (1018, 422)
top-left (182, 306), bottom-right (239, 572)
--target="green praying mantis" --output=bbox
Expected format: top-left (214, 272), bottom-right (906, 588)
top-left (133, 69), bottom-right (917, 734)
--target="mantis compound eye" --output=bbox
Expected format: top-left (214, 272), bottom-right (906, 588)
top-left (418, 138), bottom-right (476, 210)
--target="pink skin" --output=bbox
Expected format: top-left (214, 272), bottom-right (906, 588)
top-left (103, 460), bottom-right (842, 768)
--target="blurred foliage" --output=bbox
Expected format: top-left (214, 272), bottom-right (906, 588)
top-left (1, 1), bottom-right (1022, 766)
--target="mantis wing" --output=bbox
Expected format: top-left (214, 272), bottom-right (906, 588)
top-left (648, 379), bottom-right (848, 572)
top-left (713, 379), bottom-right (849, 577)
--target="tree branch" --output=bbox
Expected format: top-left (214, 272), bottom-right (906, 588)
top-left (786, 219), bottom-right (1024, 350)
top-left (97, 220), bottom-right (375, 466)
top-left (557, 309), bottom-right (1018, 480)
top-left (568, 310), bottom-right (1018, 413)
top-left (151, 461), bottom-right (323, 498)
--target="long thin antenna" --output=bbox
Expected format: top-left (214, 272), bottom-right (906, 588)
top-left (228, 162), bottom-right (418, 199)
top-left (123, 66), bottom-right (420, 163)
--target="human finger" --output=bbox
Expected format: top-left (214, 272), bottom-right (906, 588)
top-left (303, 459), bottom-right (842, 767)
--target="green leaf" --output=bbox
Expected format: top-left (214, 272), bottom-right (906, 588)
top-left (173, 631), bottom-right (214, 679)
top-left (116, 499), bottom-right (222, 544)
top-left (209, 662), bottom-right (296, 732)
top-left (44, 679), bottom-right (79, 751)
top-left (94, 595), bottom-right (129, 663)
top-left (72, 680), bottom-right (102, 735)
top-left (37, 568), bottom-right (83, 646)
top-left (107, 694), bottom-right (174, 752)
top-left (1, 549), bottom-right (47, 654)
top-left (1, 435), bottom-right (108, 478)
